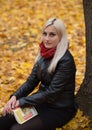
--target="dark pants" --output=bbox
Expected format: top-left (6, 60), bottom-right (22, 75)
top-left (0, 114), bottom-right (55, 130)
top-left (0, 103), bottom-right (77, 130)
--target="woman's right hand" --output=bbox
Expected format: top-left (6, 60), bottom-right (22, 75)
top-left (2, 96), bottom-right (17, 116)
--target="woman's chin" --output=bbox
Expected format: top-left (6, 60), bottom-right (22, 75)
top-left (44, 44), bottom-right (52, 49)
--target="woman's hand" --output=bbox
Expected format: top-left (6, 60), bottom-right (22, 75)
top-left (2, 96), bottom-right (18, 116)
top-left (14, 100), bottom-right (19, 108)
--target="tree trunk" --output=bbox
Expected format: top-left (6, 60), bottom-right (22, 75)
top-left (76, 0), bottom-right (92, 126)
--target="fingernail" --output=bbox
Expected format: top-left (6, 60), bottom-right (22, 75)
top-left (11, 106), bottom-right (14, 109)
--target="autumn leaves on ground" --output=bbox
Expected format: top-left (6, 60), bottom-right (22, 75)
top-left (0, 0), bottom-right (90, 129)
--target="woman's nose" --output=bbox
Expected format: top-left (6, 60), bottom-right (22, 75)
top-left (45, 35), bottom-right (49, 41)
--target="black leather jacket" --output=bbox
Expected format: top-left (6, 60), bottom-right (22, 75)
top-left (13, 50), bottom-right (76, 108)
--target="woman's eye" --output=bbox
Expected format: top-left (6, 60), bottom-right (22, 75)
top-left (42, 32), bottom-right (47, 36)
top-left (50, 33), bottom-right (56, 37)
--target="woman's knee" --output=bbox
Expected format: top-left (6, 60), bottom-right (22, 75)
top-left (0, 114), bottom-right (16, 130)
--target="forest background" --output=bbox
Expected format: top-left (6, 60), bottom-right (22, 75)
top-left (0, 0), bottom-right (90, 129)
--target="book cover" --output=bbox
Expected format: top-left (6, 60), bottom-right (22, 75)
top-left (13, 106), bottom-right (38, 124)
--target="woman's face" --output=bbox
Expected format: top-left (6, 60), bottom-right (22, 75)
top-left (41, 25), bottom-right (60, 48)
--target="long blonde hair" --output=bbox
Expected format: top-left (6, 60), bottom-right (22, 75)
top-left (35, 18), bottom-right (69, 73)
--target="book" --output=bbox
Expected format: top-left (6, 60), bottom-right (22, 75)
top-left (13, 106), bottom-right (38, 124)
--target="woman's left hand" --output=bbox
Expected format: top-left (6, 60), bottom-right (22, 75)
top-left (2, 98), bottom-right (20, 116)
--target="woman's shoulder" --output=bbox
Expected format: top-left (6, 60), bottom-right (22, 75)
top-left (59, 50), bottom-right (75, 65)
top-left (61, 49), bottom-right (74, 60)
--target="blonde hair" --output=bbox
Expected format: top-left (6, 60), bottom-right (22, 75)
top-left (35, 18), bottom-right (69, 73)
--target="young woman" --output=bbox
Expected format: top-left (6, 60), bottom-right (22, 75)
top-left (0, 18), bottom-right (77, 130)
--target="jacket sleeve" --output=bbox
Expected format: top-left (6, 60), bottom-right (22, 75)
top-left (19, 56), bottom-right (76, 107)
top-left (12, 63), bottom-right (40, 99)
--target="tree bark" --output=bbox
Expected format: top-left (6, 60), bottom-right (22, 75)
top-left (76, 0), bottom-right (92, 126)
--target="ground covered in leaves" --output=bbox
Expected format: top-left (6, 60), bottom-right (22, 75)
top-left (0, 0), bottom-right (91, 129)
